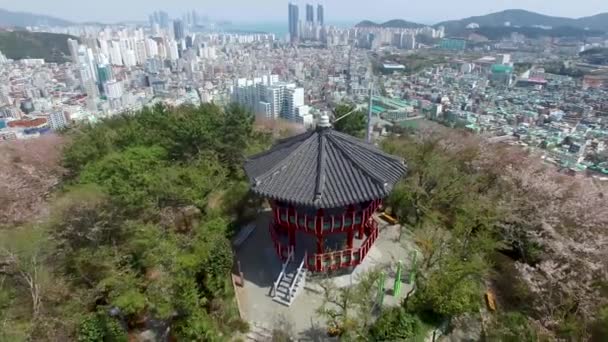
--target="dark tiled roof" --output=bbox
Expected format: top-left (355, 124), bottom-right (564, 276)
top-left (244, 127), bottom-right (407, 209)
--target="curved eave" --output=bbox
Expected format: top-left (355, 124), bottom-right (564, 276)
top-left (248, 183), bottom-right (397, 209)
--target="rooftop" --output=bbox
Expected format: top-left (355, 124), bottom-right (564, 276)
top-left (244, 127), bottom-right (407, 209)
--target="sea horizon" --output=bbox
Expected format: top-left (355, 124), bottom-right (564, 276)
top-left (220, 20), bottom-right (357, 38)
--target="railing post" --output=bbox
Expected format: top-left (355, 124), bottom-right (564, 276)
top-left (357, 210), bottom-right (364, 239)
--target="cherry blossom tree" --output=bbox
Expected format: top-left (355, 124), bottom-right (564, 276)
top-left (0, 135), bottom-right (65, 227)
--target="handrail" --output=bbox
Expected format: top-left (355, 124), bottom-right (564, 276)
top-left (272, 246), bottom-right (294, 297)
top-left (288, 252), bottom-right (307, 301)
top-left (308, 223), bottom-right (380, 271)
top-left (274, 200), bottom-right (382, 233)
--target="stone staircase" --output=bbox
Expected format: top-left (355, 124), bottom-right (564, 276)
top-left (271, 252), bottom-right (307, 307)
top-left (244, 322), bottom-right (273, 341)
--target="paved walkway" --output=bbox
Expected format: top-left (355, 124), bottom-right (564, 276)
top-left (234, 213), bottom-right (418, 341)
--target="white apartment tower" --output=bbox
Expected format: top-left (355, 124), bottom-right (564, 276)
top-left (49, 111), bottom-right (68, 130)
top-left (232, 76), bottom-right (311, 125)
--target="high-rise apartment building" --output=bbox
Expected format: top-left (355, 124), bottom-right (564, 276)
top-left (191, 10), bottom-right (199, 26)
top-left (317, 4), bottom-right (324, 25)
top-left (306, 4), bottom-right (314, 23)
top-left (67, 38), bottom-right (79, 63)
top-left (96, 64), bottom-right (111, 94)
top-left (105, 80), bottom-right (123, 99)
top-left (283, 85), bottom-right (304, 122)
top-left (109, 41), bottom-right (123, 66)
top-left (401, 34), bottom-right (416, 50)
top-left (167, 40), bottom-right (180, 61)
top-left (232, 77), bottom-right (310, 126)
top-left (288, 3), bottom-right (299, 43)
top-left (173, 20), bottom-right (185, 41)
top-left (150, 11), bottom-right (170, 28)
top-left (48, 111), bottom-right (68, 130)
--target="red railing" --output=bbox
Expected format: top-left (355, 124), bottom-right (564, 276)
top-left (269, 219), bottom-right (381, 272)
top-left (306, 222), bottom-right (380, 272)
top-left (273, 199), bottom-right (382, 234)
top-left (357, 220), bottom-right (379, 263)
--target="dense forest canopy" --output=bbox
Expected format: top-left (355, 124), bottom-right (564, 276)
top-left (0, 30), bottom-right (77, 63)
top-left (0, 103), bottom-right (276, 340)
top-left (379, 127), bottom-right (607, 341)
top-left (1, 103), bottom-right (606, 341)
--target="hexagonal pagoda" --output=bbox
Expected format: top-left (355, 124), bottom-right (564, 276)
top-left (244, 122), bottom-right (407, 273)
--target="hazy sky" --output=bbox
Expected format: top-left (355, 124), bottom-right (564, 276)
top-left (1, 0), bottom-right (606, 24)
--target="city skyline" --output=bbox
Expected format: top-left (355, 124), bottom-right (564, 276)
top-left (0, 0), bottom-right (606, 24)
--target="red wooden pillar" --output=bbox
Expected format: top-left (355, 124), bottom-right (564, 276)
top-left (347, 229), bottom-right (354, 249)
top-left (316, 209), bottom-right (324, 271)
top-left (288, 206), bottom-right (296, 248)
top-left (353, 215), bottom-right (367, 240)
top-left (347, 204), bottom-right (355, 247)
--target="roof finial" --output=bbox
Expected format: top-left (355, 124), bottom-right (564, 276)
top-left (317, 113), bottom-right (331, 128)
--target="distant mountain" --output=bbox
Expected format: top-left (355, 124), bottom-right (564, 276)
top-left (356, 19), bottom-right (426, 29)
top-left (0, 8), bottom-right (73, 27)
top-left (356, 20), bottom-right (379, 28)
top-left (0, 30), bottom-right (77, 63)
top-left (473, 26), bottom-right (604, 41)
top-left (435, 9), bottom-right (608, 34)
top-left (574, 13), bottom-right (608, 31)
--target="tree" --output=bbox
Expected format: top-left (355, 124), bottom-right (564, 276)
top-left (316, 269), bottom-right (382, 339)
top-left (384, 127), bottom-right (608, 339)
top-left (590, 306), bottom-right (608, 342)
top-left (485, 312), bottom-right (538, 342)
top-left (409, 256), bottom-right (486, 318)
top-left (0, 227), bottom-right (53, 321)
top-left (49, 185), bottom-right (125, 257)
top-left (219, 103), bottom-right (255, 172)
top-left (369, 306), bottom-right (423, 341)
top-left (0, 134), bottom-right (65, 226)
top-left (77, 311), bottom-right (127, 342)
top-left (78, 146), bottom-right (169, 212)
top-left (333, 104), bottom-right (367, 138)
top-left (2, 103), bottom-right (274, 340)
top-left (383, 134), bottom-right (477, 233)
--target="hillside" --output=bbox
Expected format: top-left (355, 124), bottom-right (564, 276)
top-left (0, 135), bottom-right (64, 227)
top-left (0, 8), bottom-right (73, 27)
top-left (0, 30), bottom-right (77, 63)
top-left (0, 104), bottom-right (266, 340)
top-left (356, 19), bottom-right (426, 29)
top-left (473, 26), bottom-right (604, 41)
top-left (575, 13), bottom-right (608, 31)
top-left (436, 9), bottom-right (608, 34)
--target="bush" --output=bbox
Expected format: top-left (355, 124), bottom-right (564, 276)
top-left (78, 312), bottom-right (127, 342)
top-left (490, 253), bottom-right (535, 313)
top-left (369, 307), bottom-right (423, 341)
top-left (199, 231), bottom-right (234, 296)
top-left (112, 289), bottom-right (147, 317)
top-left (485, 312), bottom-right (537, 342)
top-left (409, 260), bottom-right (484, 318)
top-left (590, 306), bottom-right (608, 342)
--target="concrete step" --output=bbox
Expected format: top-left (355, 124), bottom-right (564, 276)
top-left (245, 322), bottom-right (273, 341)
top-left (275, 288), bottom-right (290, 297)
top-left (272, 293), bottom-right (293, 306)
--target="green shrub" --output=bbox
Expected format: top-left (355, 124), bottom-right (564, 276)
top-left (590, 306), bottom-right (608, 342)
top-left (485, 312), bottom-right (537, 342)
top-left (112, 289), bottom-right (146, 316)
top-left (369, 307), bottom-right (423, 341)
top-left (78, 312), bottom-right (127, 342)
